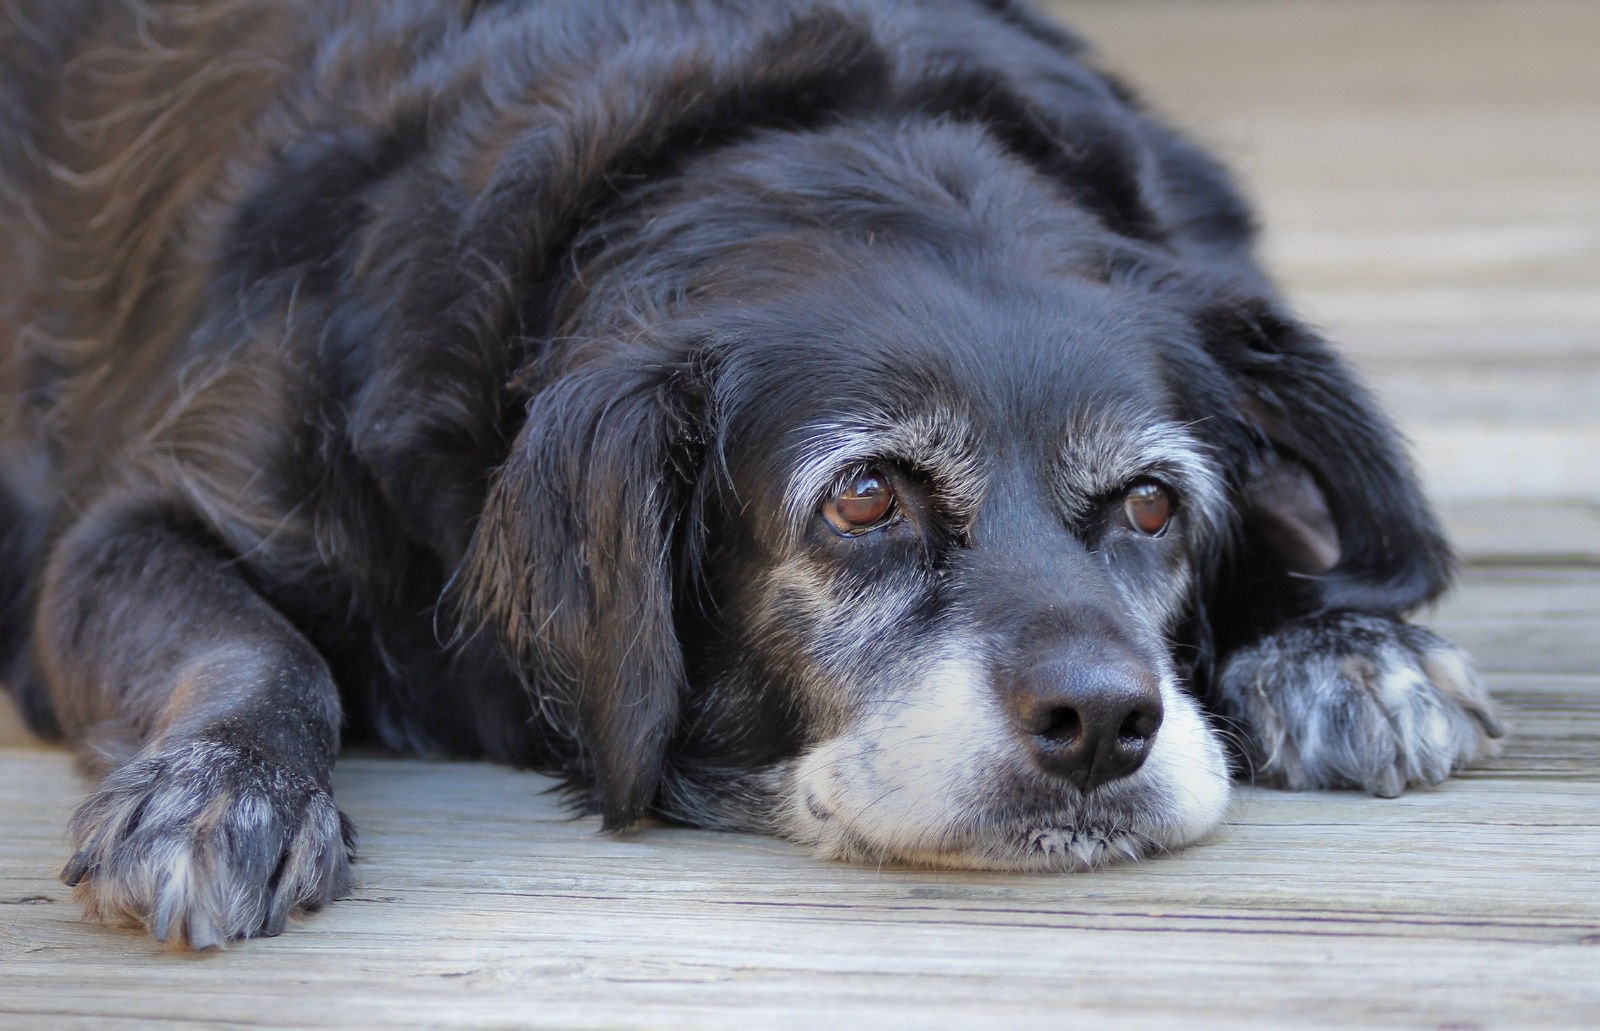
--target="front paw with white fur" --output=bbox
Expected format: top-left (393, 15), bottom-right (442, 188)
top-left (1214, 612), bottom-right (1503, 797)
top-left (62, 738), bottom-right (355, 949)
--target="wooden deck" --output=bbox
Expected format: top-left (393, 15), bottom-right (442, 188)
top-left (3, 1), bottom-right (1597, 1026)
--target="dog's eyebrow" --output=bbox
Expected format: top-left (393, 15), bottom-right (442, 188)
top-left (783, 410), bottom-right (985, 534)
top-left (1054, 414), bottom-right (1227, 539)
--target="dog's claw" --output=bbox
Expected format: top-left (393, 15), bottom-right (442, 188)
top-left (1368, 765), bottom-right (1407, 799)
top-left (151, 896), bottom-right (176, 945)
top-left (261, 902), bottom-right (288, 938)
top-left (186, 911), bottom-right (221, 952)
top-left (263, 868), bottom-right (300, 938)
top-left (60, 852), bottom-right (92, 887)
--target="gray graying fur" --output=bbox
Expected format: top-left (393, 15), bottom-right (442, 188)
top-left (1054, 411), bottom-right (1229, 546)
top-left (62, 739), bottom-right (354, 949)
top-left (1212, 613), bottom-right (1504, 798)
top-left (784, 412), bottom-right (988, 537)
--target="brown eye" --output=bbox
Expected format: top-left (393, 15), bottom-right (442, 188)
top-left (1122, 481), bottom-right (1173, 536)
top-left (822, 466), bottom-right (896, 535)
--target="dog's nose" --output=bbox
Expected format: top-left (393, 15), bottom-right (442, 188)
top-left (1010, 657), bottom-right (1164, 793)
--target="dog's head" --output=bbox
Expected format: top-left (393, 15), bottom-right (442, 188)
top-left (419, 5), bottom-right (1447, 868)
top-left (671, 198), bottom-right (1239, 869)
top-left (465, 117), bottom-right (1257, 868)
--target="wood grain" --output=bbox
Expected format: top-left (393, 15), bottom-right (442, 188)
top-left (3, 1), bottom-right (1598, 1027)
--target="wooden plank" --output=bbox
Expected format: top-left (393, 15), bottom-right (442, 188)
top-left (1, 758), bottom-right (1598, 1029)
top-left (1065, 0), bottom-right (1600, 115)
top-left (1426, 568), bottom-right (1600, 674)
top-left (1438, 500), bottom-right (1600, 567)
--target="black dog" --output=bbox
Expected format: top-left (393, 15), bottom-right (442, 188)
top-left (0, 0), bottom-right (1501, 948)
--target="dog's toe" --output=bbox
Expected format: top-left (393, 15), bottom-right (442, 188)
top-left (63, 739), bottom-right (354, 949)
top-left (1216, 612), bottom-right (1502, 795)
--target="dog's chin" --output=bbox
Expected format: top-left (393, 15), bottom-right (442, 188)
top-left (771, 654), bottom-right (1234, 872)
top-left (783, 777), bottom-right (1231, 874)
top-left (803, 820), bottom-right (1157, 873)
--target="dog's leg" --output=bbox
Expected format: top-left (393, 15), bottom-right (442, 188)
top-left (34, 499), bottom-right (352, 948)
top-left (1212, 612), bottom-right (1503, 797)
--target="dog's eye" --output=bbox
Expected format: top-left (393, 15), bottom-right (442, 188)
top-left (1122, 481), bottom-right (1173, 536)
top-left (822, 467), bottom-right (897, 535)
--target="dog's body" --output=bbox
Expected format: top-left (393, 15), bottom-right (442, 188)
top-left (1, 0), bottom-right (1500, 948)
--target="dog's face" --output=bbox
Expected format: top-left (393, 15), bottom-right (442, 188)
top-left (481, 123), bottom-right (1243, 867)
top-left (691, 261), bottom-right (1234, 868)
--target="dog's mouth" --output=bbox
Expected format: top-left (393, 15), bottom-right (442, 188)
top-left (1018, 824), bottom-right (1154, 869)
top-left (791, 783), bottom-right (1176, 873)
top-left (819, 820), bottom-right (1162, 873)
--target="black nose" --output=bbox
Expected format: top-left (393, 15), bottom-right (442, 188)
top-left (1009, 653), bottom-right (1164, 793)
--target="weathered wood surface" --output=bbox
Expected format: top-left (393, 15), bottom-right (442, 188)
top-left (3, 1), bottom-right (1598, 1027)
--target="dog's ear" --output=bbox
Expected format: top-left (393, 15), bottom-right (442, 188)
top-left (462, 359), bottom-right (703, 829)
top-left (1194, 298), bottom-right (1453, 624)
top-left (1236, 453), bottom-right (1341, 578)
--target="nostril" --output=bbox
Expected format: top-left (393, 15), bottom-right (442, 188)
top-left (1034, 705), bottom-right (1082, 743)
top-left (1118, 706), bottom-right (1161, 745)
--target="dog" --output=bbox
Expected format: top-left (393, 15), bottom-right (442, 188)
top-left (0, 0), bottom-right (1503, 949)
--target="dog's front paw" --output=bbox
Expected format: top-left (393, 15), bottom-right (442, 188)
top-left (62, 739), bottom-right (354, 949)
top-left (1215, 612), bottom-right (1503, 797)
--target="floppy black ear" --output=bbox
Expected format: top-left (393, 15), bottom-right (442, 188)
top-left (1197, 298), bottom-right (1453, 629)
top-left (462, 360), bottom-right (703, 829)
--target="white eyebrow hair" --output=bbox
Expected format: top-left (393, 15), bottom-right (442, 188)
top-left (781, 408), bottom-right (985, 537)
top-left (1054, 411), bottom-right (1228, 542)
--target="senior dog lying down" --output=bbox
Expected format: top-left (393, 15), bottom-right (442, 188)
top-left (0, 0), bottom-right (1502, 948)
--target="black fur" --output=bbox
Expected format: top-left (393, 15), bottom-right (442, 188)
top-left (0, 0), bottom-right (1500, 948)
